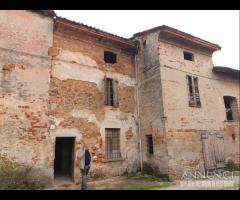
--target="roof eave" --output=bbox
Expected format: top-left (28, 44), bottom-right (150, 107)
top-left (55, 17), bottom-right (136, 51)
top-left (159, 26), bottom-right (221, 53)
top-left (213, 66), bottom-right (240, 79)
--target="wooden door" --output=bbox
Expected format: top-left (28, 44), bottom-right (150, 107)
top-left (214, 134), bottom-right (225, 168)
top-left (200, 131), bottom-right (225, 170)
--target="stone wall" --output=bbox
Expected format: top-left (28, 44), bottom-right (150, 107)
top-left (49, 25), bottom-right (139, 183)
top-left (158, 40), bottom-right (239, 178)
top-left (0, 10), bottom-right (54, 186)
top-left (135, 32), bottom-right (169, 175)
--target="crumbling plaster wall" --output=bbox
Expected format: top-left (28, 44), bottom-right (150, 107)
top-left (159, 40), bottom-right (239, 177)
top-left (135, 32), bottom-right (169, 174)
top-left (0, 10), bottom-right (54, 186)
top-left (49, 30), bottom-right (139, 183)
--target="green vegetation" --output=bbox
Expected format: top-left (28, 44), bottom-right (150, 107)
top-left (111, 182), bottom-right (169, 190)
top-left (0, 160), bottom-right (44, 190)
top-left (123, 163), bottom-right (171, 182)
top-left (0, 183), bottom-right (44, 190)
top-left (117, 165), bottom-right (172, 190)
top-left (225, 160), bottom-right (240, 171)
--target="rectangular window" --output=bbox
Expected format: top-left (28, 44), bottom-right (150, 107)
top-left (223, 96), bottom-right (239, 121)
top-left (184, 51), bottom-right (194, 61)
top-left (104, 77), bottom-right (119, 107)
top-left (104, 51), bottom-right (117, 64)
top-left (105, 128), bottom-right (121, 160)
top-left (143, 40), bottom-right (147, 49)
top-left (146, 135), bottom-right (154, 155)
top-left (187, 75), bottom-right (201, 107)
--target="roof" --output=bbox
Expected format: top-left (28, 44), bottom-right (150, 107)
top-left (134, 25), bottom-right (221, 53)
top-left (55, 17), bottom-right (136, 51)
top-left (30, 10), bottom-right (56, 17)
top-left (213, 66), bottom-right (240, 79)
top-left (29, 11), bottom-right (221, 54)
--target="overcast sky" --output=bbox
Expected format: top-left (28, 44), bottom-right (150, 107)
top-left (55, 10), bottom-right (239, 70)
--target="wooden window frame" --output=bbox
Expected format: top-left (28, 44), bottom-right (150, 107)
top-left (186, 75), bottom-right (201, 108)
top-left (104, 76), bottom-right (119, 107)
top-left (223, 96), bottom-right (239, 121)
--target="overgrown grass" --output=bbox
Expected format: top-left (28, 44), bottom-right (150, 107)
top-left (111, 183), bottom-right (169, 190)
top-left (122, 163), bottom-right (171, 182)
top-left (0, 183), bottom-right (44, 190)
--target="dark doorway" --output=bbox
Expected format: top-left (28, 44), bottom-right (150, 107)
top-left (54, 137), bottom-right (75, 180)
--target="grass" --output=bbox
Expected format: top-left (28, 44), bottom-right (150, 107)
top-left (0, 183), bottom-right (44, 190)
top-left (111, 183), bottom-right (169, 190)
top-left (123, 171), bottom-right (170, 182)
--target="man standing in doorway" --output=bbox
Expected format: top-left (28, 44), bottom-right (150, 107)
top-left (77, 144), bottom-right (92, 190)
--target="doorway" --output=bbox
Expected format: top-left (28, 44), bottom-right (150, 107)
top-left (54, 137), bottom-right (75, 182)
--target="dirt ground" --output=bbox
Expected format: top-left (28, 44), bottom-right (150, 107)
top-left (47, 174), bottom-right (240, 190)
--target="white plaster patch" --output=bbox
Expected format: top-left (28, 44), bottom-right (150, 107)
top-left (70, 109), bottom-right (100, 127)
top-left (52, 61), bottom-right (104, 89)
top-left (57, 50), bottom-right (98, 67)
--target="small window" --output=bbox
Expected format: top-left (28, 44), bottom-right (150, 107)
top-left (186, 75), bottom-right (201, 107)
top-left (104, 77), bottom-right (119, 107)
top-left (143, 40), bottom-right (147, 48)
top-left (104, 51), bottom-right (117, 64)
top-left (223, 96), bottom-right (239, 121)
top-left (184, 51), bottom-right (194, 61)
top-left (146, 135), bottom-right (154, 155)
top-left (105, 128), bottom-right (121, 160)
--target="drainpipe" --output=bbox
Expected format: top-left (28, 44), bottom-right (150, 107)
top-left (135, 44), bottom-right (143, 172)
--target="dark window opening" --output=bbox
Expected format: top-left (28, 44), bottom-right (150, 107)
top-left (104, 51), bottom-right (117, 64)
top-left (143, 40), bottom-right (147, 48)
top-left (223, 96), bottom-right (238, 121)
top-left (184, 51), bottom-right (194, 61)
top-left (146, 135), bottom-right (154, 155)
top-left (105, 128), bottom-right (121, 160)
top-left (187, 75), bottom-right (201, 107)
top-left (104, 77), bottom-right (119, 107)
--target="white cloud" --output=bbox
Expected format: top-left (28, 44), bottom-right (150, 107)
top-left (55, 10), bottom-right (239, 70)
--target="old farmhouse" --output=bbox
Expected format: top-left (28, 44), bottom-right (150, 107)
top-left (0, 10), bottom-right (239, 186)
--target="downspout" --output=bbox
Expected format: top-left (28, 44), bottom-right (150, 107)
top-left (134, 43), bottom-right (143, 172)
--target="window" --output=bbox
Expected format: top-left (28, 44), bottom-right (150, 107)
top-left (104, 51), bottom-right (117, 64)
top-left (105, 128), bottom-right (121, 160)
top-left (184, 51), bottom-right (194, 61)
top-left (143, 40), bottom-right (147, 48)
top-left (104, 77), bottom-right (119, 107)
top-left (223, 96), bottom-right (239, 121)
top-left (146, 135), bottom-right (154, 155)
top-left (186, 75), bottom-right (201, 107)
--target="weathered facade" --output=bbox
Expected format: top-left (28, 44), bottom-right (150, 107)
top-left (49, 18), bottom-right (139, 183)
top-left (0, 10), bottom-right (54, 186)
top-left (134, 26), bottom-right (239, 178)
top-left (0, 10), bottom-right (239, 186)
